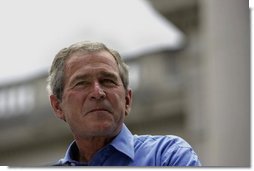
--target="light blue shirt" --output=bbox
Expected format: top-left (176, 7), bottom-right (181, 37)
top-left (55, 124), bottom-right (201, 166)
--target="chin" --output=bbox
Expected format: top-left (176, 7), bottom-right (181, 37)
top-left (97, 121), bottom-right (114, 131)
top-left (91, 122), bottom-right (121, 137)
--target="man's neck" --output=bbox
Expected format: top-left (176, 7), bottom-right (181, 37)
top-left (75, 136), bottom-right (114, 162)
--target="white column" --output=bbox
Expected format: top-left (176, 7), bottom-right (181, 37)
top-left (200, 0), bottom-right (250, 166)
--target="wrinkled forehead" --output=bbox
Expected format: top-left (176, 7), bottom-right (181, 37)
top-left (64, 50), bottom-right (120, 77)
top-left (67, 50), bottom-right (117, 65)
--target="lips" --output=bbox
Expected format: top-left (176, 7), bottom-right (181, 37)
top-left (89, 108), bottom-right (109, 113)
top-left (86, 107), bottom-right (112, 115)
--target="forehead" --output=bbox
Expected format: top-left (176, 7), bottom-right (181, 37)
top-left (65, 50), bottom-right (119, 75)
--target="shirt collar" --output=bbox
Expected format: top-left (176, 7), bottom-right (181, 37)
top-left (110, 124), bottom-right (135, 160)
top-left (60, 140), bottom-right (80, 165)
top-left (60, 124), bottom-right (134, 164)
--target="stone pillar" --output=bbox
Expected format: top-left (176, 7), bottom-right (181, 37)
top-left (200, 0), bottom-right (250, 166)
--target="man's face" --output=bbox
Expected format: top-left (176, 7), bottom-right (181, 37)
top-left (50, 51), bottom-right (132, 139)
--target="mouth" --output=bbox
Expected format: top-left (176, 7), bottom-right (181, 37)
top-left (87, 108), bottom-right (111, 115)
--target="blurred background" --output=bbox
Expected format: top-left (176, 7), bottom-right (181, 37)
top-left (0, 0), bottom-right (250, 167)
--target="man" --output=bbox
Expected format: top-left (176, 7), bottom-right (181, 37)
top-left (47, 41), bottom-right (201, 166)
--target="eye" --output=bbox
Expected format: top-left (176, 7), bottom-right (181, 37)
top-left (101, 79), bottom-right (117, 86)
top-left (74, 80), bottom-right (89, 87)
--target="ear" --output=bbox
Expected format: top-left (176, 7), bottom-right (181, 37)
top-left (49, 95), bottom-right (66, 121)
top-left (125, 89), bottom-right (132, 116)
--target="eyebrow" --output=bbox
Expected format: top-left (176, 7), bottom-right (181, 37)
top-left (70, 71), bottom-right (119, 84)
top-left (99, 71), bottom-right (118, 80)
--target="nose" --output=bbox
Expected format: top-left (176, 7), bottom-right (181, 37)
top-left (89, 81), bottom-right (106, 100)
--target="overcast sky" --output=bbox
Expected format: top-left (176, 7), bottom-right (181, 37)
top-left (0, 0), bottom-right (184, 85)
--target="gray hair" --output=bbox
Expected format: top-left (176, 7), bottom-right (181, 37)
top-left (47, 41), bottom-right (129, 100)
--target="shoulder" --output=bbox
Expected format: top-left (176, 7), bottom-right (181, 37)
top-left (134, 134), bottom-right (190, 149)
top-left (134, 135), bottom-right (201, 166)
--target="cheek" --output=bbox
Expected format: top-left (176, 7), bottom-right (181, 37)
top-left (62, 92), bottom-right (86, 113)
top-left (110, 92), bottom-right (126, 111)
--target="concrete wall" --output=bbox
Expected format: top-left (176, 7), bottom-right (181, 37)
top-left (0, 0), bottom-right (250, 167)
